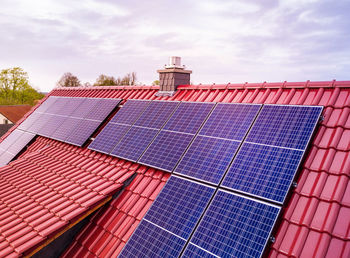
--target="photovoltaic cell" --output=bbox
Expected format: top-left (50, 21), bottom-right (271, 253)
top-left (222, 142), bottom-right (304, 203)
top-left (84, 98), bottom-right (121, 121)
top-left (175, 136), bottom-right (240, 184)
top-left (7, 132), bottom-right (35, 155)
top-left (37, 115), bottom-right (66, 137)
top-left (246, 105), bottom-right (323, 149)
top-left (45, 97), bottom-right (71, 114)
top-left (34, 96), bottom-right (58, 113)
top-left (27, 113), bottom-right (51, 134)
top-left (50, 117), bottom-right (81, 141)
top-left (119, 220), bottom-right (186, 258)
top-left (184, 190), bottom-right (280, 258)
top-left (0, 129), bottom-right (24, 150)
top-left (111, 127), bottom-right (158, 161)
top-left (139, 131), bottom-right (194, 172)
top-left (134, 101), bottom-right (179, 129)
top-left (18, 112), bottom-right (42, 131)
top-left (57, 98), bottom-right (85, 116)
top-left (144, 176), bottom-right (215, 239)
top-left (66, 120), bottom-right (101, 146)
top-left (0, 152), bottom-right (15, 167)
top-left (163, 102), bottom-right (215, 134)
top-left (70, 98), bottom-right (101, 118)
top-left (199, 103), bottom-right (261, 140)
top-left (88, 123), bottom-right (130, 154)
top-left (110, 100), bottom-right (150, 125)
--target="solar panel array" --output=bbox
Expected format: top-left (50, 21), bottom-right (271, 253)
top-left (174, 103), bottom-right (260, 184)
top-left (222, 105), bottom-right (323, 204)
top-left (18, 96), bottom-right (121, 146)
top-left (117, 101), bottom-right (322, 257)
top-left (0, 129), bottom-right (35, 166)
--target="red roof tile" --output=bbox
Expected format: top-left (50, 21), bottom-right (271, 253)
top-left (1, 80), bottom-right (350, 257)
top-left (0, 105), bottom-right (32, 123)
top-left (0, 137), bottom-right (135, 256)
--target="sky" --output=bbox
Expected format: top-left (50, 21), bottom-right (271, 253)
top-left (0, 0), bottom-right (349, 92)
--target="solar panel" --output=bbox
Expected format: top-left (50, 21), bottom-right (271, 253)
top-left (222, 142), bottom-right (304, 203)
top-left (144, 176), bottom-right (215, 239)
top-left (65, 120), bottom-right (101, 146)
top-left (110, 99), bottom-right (150, 125)
top-left (246, 105), bottom-right (323, 149)
top-left (0, 151), bottom-right (15, 167)
top-left (17, 112), bottom-right (42, 131)
top-left (119, 220), bottom-right (186, 258)
top-left (120, 176), bottom-right (215, 257)
top-left (56, 98), bottom-right (86, 116)
top-left (175, 136), bottom-right (240, 184)
top-left (45, 97), bottom-right (71, 114)
top-left (199, 103), bottom-right (261, 141)
top-left (69, 98), bottom-right (101, 118)
top-left (88, 123), bottom-right (130, 154)
top-left (27, 113), bottom-right (51, 134)
top-left (7, 131), bottom-right (35, 155)
top-left (111, 127), bottom-right (158, 161)
top-left (34, 96), bottom-right (58, 113)
top-left (184, 190), bottom-right (280, 258)
top-left (37, 115), bottom-right (67, 137)
top-left (163, 102), bottom-right (215, 134)
top-left (84, 98), bottom-right (121, 121)
top-left (0, 129), bottom-right (24, 150)
top-left (139, 131), bottom-right (194, 172)
top-left (134, 101), bottom-right (179, 129)
top-left (50, 117), bottom-right (81, 141)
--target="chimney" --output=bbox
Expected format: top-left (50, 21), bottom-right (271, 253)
top-left (156, 57), bottom-right (192, 96)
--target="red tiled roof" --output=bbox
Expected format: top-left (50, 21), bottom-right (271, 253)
top-left (0, 105), bottom-right (32, 123)
top-left (0, 137), bottom-right (136, 256)
top-left (62, 167), bottom-right (170, 257)
top-left (1, 80), bottom-right (350, 257)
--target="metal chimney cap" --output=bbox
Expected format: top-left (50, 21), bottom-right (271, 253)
top-left (165, 56), bottom-right (185, 69)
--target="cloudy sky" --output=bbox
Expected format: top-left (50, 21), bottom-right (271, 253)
top-left (0, 0), bottom-right (349, 92)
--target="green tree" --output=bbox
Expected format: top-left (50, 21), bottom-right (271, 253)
top-left (94, 72), bottom-right (137, 86)
top-left (0, 67), bottom-right (44, 105)
top-left (57, 72), bottom-right (81, 87)
top-left (152, 80), bottom-right (160, 85)
top-left (94, 74), bottom-right (116, 86)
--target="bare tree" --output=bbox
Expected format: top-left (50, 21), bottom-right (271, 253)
top-left (94, 72), bottom-right (137, 86)
top-left (57, 72), bottom-right (81, 87)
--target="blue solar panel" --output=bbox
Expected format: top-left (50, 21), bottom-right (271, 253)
top-left (139, 131), bottom-right (194, 171)
top-left (222, 142), bottom-right (304, 203)
top-left (18, 112), bottom-right (41, 131)
top-left (246, 105), bottom-right (322, 149)
top-left (144, 176), bottom-right (215, 239)
top-left (34, 96), bottom-right (58, 113)
top-left (163, 102), bottom-right (215, 134)
top-left (184, 190), bottom-right (280, 258)
top-left (119, 220), bottom-right (186, 258)
top-left (57, 98), bottom-right (85, 116)
top-left (175, 136), bottom-right (240, 184)
top-left (88, 123), bottom-right (130, 154)
top-left (27, 113), bottom-right (51, 134)
top-left (7, 131), bottom-right (35, 155)
top-left (84, 98), bottom-right (121, 121)
top-left (70, 98), bottom-right (100, 118)
top-left (50, 117), bottom-right (81, 141)
top-left (110, 100), bottom-right (150, 125)
top-left (45, 97), bottom-right (71, 114)
top-left (134, 101), bottom-right (179, 129)
top-left (38, 115), bottom-right (67, 137)
top-left (0, 129), bottom-right (24, 150)
top-left (111, 127), bottom-right (158, 161)
top-left (199, 103), bottom-right (261, 140)
top-left (66, 120), bottom-right (101, 146)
